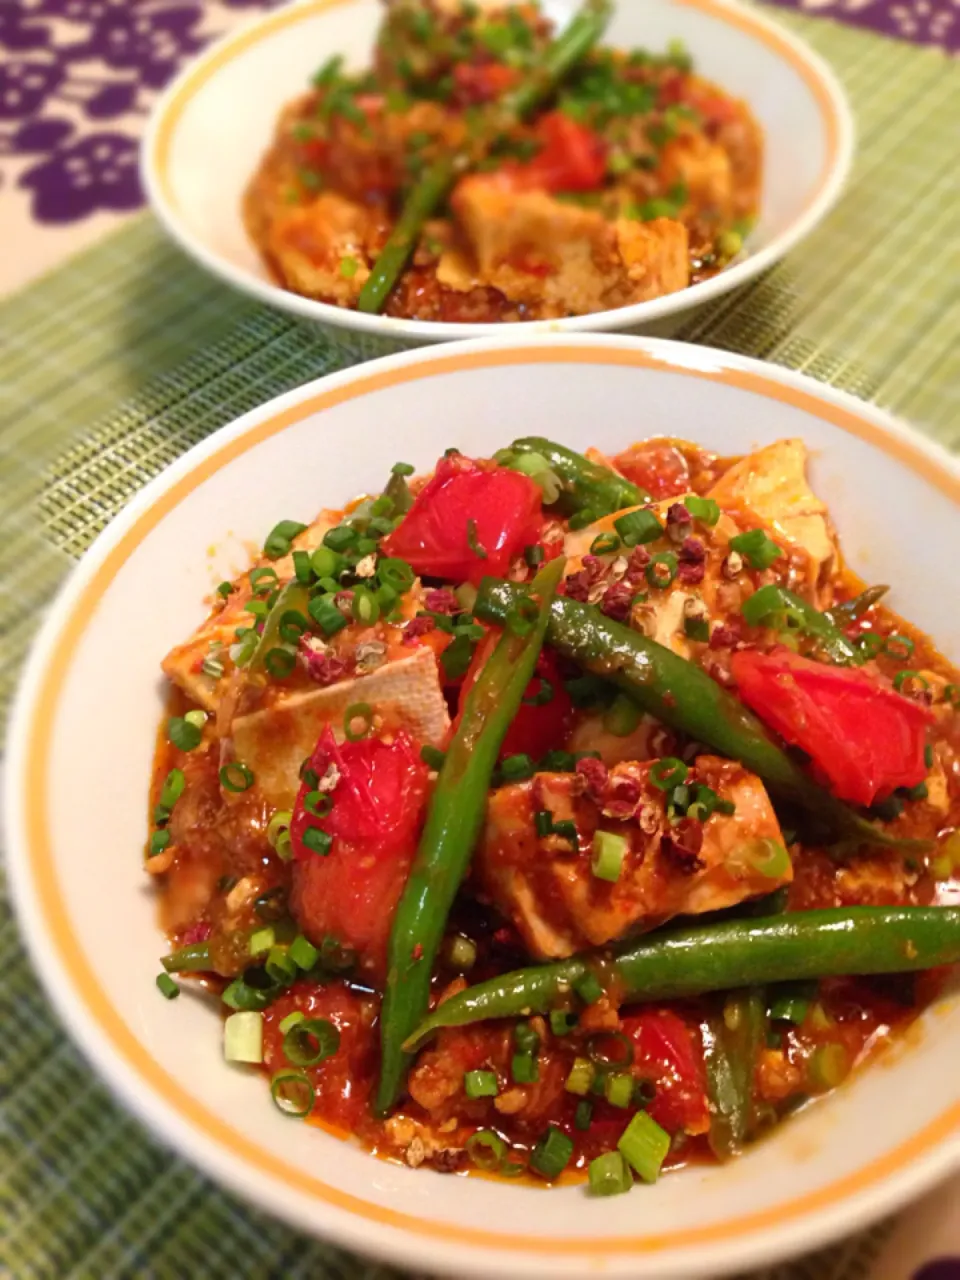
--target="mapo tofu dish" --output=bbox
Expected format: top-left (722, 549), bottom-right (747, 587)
top-left (150, 435), bottom-right (960, 1195)
top-left (244, 0), bottom-right (762, 323)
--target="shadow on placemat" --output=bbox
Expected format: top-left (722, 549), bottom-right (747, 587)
top-left (1, 11), bottom-right (958, 1280)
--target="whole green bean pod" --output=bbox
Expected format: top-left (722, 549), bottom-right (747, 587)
top-left (161, 942), bottom-right (212, 973)
top-left (357, 0), bottom-right (612, 314)
top-left (403, 906), bottom-right (960, 1051)
top-left (475, 580), bottom-right (924, 851)
top-left (505, 436), bottom-right (649, 515)
top-left (742, 582), bottom-right (862, 667)
top-left (375, 556), bottom-right (565, 1114)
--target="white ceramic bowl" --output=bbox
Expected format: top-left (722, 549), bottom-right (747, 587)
top-left (142, 0), bottom-right (853, 357)
top-left (8, 336), bottom-right (959, 1280)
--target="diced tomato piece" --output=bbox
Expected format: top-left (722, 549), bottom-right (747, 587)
top-left (613, 440), bottom-right (691, 500)
top-left (658, 73), bottom-right (739, 126)
top-left (497, 110), bottom-right (607, 194)
top-left (621, 1008), bottom-right (709, 1135)
top-left (457, 636), bottom-right (575, 762)
top-left (452, 61), bottom-right (519, 104)
top-left (731, 646), bottom-right (934, 807)
top-left (289, 728), bottom-right (429, 978)
top-left (380, 453), bottom-right (542, 585)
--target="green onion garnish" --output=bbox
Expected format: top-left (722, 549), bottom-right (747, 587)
top-left (249, 926), bottom-right (275, 957)
top-left (511, 1052), bottom-right (539, 1084)
top-left (592, 830), bottom-right (628, 883)
top-left (149, 830), bottom-right (171, 857)
top-left (420, 745), bottom-right (445, 771)
top-left (768, 981), bottom-right (816, 1024)
top-left (222, 978), bottom-right (272, 1012)
top-left (530, 1126), bottom-right (573, 1180)
top-left (323, 525), bottom-right (358, 553)
top-left (729, 528), bottom-right (783, 570)
top-left (441, 633), bottom-right (477, 680)
top-left (884, 633), bottom-right (915, 661)
top-left (588, 1151), bottom-right (633, 1196)
top-left (168, 716), bottom-right (202, 752)
top-left (685, 495), bottom-right (720, 526)
top-left (302, 827), bottom-right (333, 856)
top-left (614, 508), bottom-right (663, 547)
top-left (184, 709), bottom-right (206, 730)
top-left (270, 1069), bottom-right (315, 1117)
top-left (618, 1111), bottom-right (670, 1183)
top-left (264, 647), bottom-right (296, 679)
top-left (220, 762), bottom-right (254, 793)
top-left (603, 691), bottom-right (642, 737)
top-left (549, 1010), bottom-right (577, 1037)
top-left (352, 586), bottom-right (380, 625)
top-left (377, 557), bottom-right (415, 592)
top-left (303, 790), bottom-right (333, 819)
top-left (564, 1057), bottom-right (595, 1096)
top-left (522, 676), bottom-right (554, 707)
top-left (344, 701), bottom-right (373, 741)
top-left (266, 810), bottom-right (293, 859)
top-left (466, 518), bottom-right (487, 560)
top-left (464, 1069), bottom-right (499, 1099)
top-left (217, 581), bottom-right (235, 598)
top-left (645, 551), bottom-right (678, 589)
top-left (574, 971), bottom-right (604, 1006)
top-left (264, 519), bottom-right (308, 560)
top-left (590, 532), bottom-right (621, 556)
top-left (650, 757), bottom-right (688, 790)
top-left (283, 1017), bottom-right (340, 1067)
top-left (466, 1129), bottom-right (506, 1172)
top-left (500, 753), bottom-right (535, 782)
top-left (265, 946), bottom-right (297, 986)
top-left (156, 973), bottom-right (179, 1000)
top-left (604, 1071), bottom-right (635, 1109)
top-left (574, 1099), bottom-right (593, 1130)
top-left (289, 934), bottom-right (319, 971)
top-left (391, 461), bottom-right (415, 477)
top-left (893, 670), bottom-right (929, 696)
top-left (201, 655), bottom-right (225, 680)
top-left (539, 749), bottom-right (577, 772)
top-left (292, 549), bottom-right (313, 583)
top-left (249, 566), bottom-right (280, 594)
top-left (308, 595), bottom-right (348, 637)
top-left (567, 508), bottom-right (597, 531)
top-left (158, 767), bottom-right (185, 812)
top-left (310, 545), bottom-right (344, 580)
top-left (224, 1010), bottom-right (264, 1063)
top-left (524, 544), bottom-right (545, 567)
top-left (278, 1010), bottom-right (305, 1035)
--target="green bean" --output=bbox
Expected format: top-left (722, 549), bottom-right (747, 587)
top-left (826, 584), bottom-right (889, 627)
top-left (703, 990), bottom-right (767, 1159)
top-left (375, 557), bottom-right (565, 1113)
top-left (742, 583), bottom-right (862, 667)
top-left (474, 581), bottom-right (926, 852)
top-left (160, 942), bottom-right (212, 973)
top-left (505, 436), bottom-right (648, 515)
top-left (403, 906), bottom-right (960, 1052)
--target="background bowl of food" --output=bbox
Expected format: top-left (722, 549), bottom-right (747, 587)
top-left (142, 0), bottom-right (853, 356)
top-left (9, 335), bottom-right (960, 1280)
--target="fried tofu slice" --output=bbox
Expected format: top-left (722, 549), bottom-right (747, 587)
top-left (658, 133), bottom-right (734, 224)
top-left (230, 648), bottom-right (450, 811)
top-left (161, 512), bottom-right (337, 712)
top-left (477, 757), bottom-right (788, 959)
top-left (266, 192), bottom-right (375, 306)
top-left (442, 178), bottom-right (688, 315)
top-left (707, 439), bottom-right (837, 591)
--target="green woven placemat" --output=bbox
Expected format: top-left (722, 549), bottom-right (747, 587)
top-left (2, 10), bottom-right (958, 1278)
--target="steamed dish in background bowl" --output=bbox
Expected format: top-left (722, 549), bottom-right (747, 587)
top-left (151, 427), bottom-right (960, 1191)
top-left (244, 0), bottom-right (762, 322)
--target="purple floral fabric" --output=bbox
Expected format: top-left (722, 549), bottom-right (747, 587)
top-left (0, 0), bottom-right (954, 229)
top-left (764, 0), bottom-right (958, 52)
top-left (0, 0), bottom-right (279, 225)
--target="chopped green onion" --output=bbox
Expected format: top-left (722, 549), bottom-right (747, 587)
top-left (183, 709), bottom-right (207, 731)
top-left (278, 1010), bottom-right (305, 1034)
top-left (857, 632), bottom-right (884, 659)
top-left (168, 716), bottom-right (202, 752)
top-left (344, 701), bottom-right (374, 741)
top-left (159, 767), bottom-right (185, 812)
top-left (324, 525), bottom-right (358, 552)
top-left (352, 586), bottom-right (380, 625)
top-left (377, 557), bottom-right (415, 593)
top-left (155, 973), bottom-right (179, 1000)
top-left (201, 655), bottom-right (225, 680)
top-left (217, 581), bottom-right (235, 598)
top-left (224, 1010), bottom-right (264, 1063)
top-left (729, 528), bottom-right (782, 570)
top-left (589, 1151), bottom-right (633, 1196)
top-left (534, 809), bottom-right (553, 838)
top-left (339, 255), bottom-right (359, 278)
top-left (514, 1021), bottom-right (540, 1054)
top-left (310, 546), bottom-right (344, 580)
top-left (650, 757), bottom-right (688, 790)
top-left (574, 1099), bottom-right (594, 1130)
top-left (603, 692), bottom-right (642, 737)
top-left (530, 1126), bottom-right (574, 1180)
top-left (809, 1043), bottom-right (849, 1090)
top-left (304, 790), bottom-right (333, 819)
top-left (440, 633), bottom-right (477, 680)
top-left (292, 549), bottom-right (313, 583)
top-left (893, 670), bottom-right (929, 696)
top-left (539, 749), bottom-right (577, 772)
top-left (266, 810), bottom-right (293, 860)
top-left (511, 1052), bottom-right (539, 1084)
top-left (466, 518), bottom-right (488, 560)
top-left (731, 836), bottom-right (791, 879)
top-left (249, 926), bottom-right (275, 957)
top-left (500, 753), bottom-right (535, 782)
top-left (289, 934), bottom-right (319, 971)
top-left (466, 1130), bottom-right (506, 1171)
top-left (605, 1071), bottom-right (635, 1109)
top-left (420, 744), bottom-right (445, 771)
top-left (148, 830), bottom-right (171, 857)
top-left (551, 818), bottom-right (578, 846)
top-left (270, 1069), bottom-right (315, 1117)
top-left (464, 1069), bottom-right (499, 1099)
top-left (590, 533), bottom-right (621, 556)
top-left (222, 978), bottom-right (273, 1012)
top-left (565, 1057), bottom-right (595, 1096)
top-left (564, 674), bottom-right (609, 708)
top-left (549, 1010), bottom-right (577, 1036)
top-left (768, 981), bottom-right (816, 1024)
top-left (265, 946), bottom-right (297, 986)
top-left (250, 566), bottom-right (280, 594)
top-left (283, 1017), bottom-right (340, 1067)
top-left (645, 551), bottom-right (678, 589)
top-left (265, 647), bottom-right (296, 679)
top-left (220, 762), bottom-right (254, 793)
top-left (884, 634), bottom-right (915, 660)
top-left (278, 609), bottom-right (310, 646)
top-left (685, 495), bottom-right (720, 526)
top-left (574, 971), bottom-right (605, 1006)
top-left (447, 934), bottom-right (477, 971)
top-left (525, 545), bottom-right (545, 568)
top-left (592, 830), bottom-right (628, 883)
top-left (614, 508), bottom-right (663, 546)
top-left (684, 613), bottom-right (710, 642)
top-left (522, 676), bottom-right (554, 707)
top-left (253, 886), bottom-right (287, 921)
top-left (618, 1111), bottom-right (670, 1183)
top-left (302, 827), bottom-right (332, 856)
top-left (264, 519), bottom-right (307, 560)
top-left (308, 595), bottom-right (348, 637)
top-left (568, 508), bottom-right (597, 531)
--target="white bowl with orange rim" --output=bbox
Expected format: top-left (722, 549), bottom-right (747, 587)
top-left (141, 0), bottom-right (853, 356)
top-left (7, 335), bottom-right (960, 1278)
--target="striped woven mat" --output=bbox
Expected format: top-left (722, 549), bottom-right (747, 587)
top-left (1, 10), bottom-right (959, 1278)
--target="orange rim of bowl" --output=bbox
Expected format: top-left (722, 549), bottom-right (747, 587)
top-left (151, 0), bottom-right (843, 225)
top-left (23, 346), bottom-right (960, 1256)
